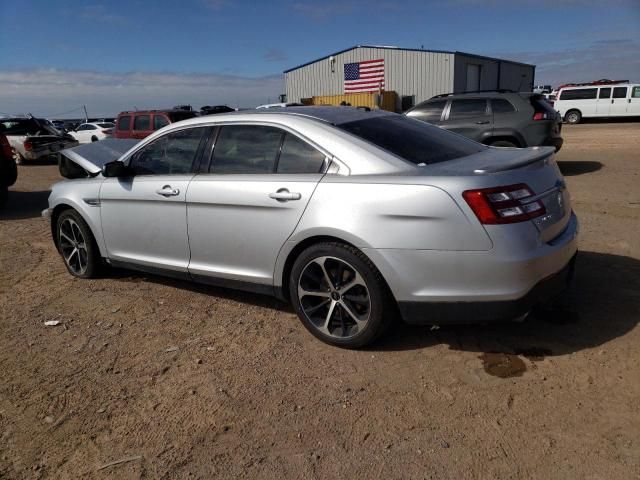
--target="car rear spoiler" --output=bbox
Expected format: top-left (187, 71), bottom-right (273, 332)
top-left (60, 138), bottom-right (139, 175)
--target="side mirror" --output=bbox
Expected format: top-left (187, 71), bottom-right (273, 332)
top-left (103, 160), bottom-right (133, 178)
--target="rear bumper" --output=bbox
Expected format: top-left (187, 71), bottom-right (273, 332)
top-left (398, 253), bottom-right (576, 325)
top-left (364, 212), bottom-right (579, 325)
top-left (542, 136), bottom-right (563, 152)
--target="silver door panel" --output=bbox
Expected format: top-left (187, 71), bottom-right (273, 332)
top-left (186, 174), bottom-right (322, 283)
top-left (100, 175), bottom-right (193, 270)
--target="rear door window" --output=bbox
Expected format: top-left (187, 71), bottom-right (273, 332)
top-left (210, 125), bottom-right (283, 174)
top-left (599, 88), bottom-right (612, 99)
top-left (276, 134), bottom-right (326, 174)
top-left (133, 115), bottom-right (151, 131)
top-left (633, 87), bottom-right (640, 98)
top-left (448, 99), bottom-right (488, 119)
top-left (491, 99), bottom-right (516, 113)
top-left (613, 87), bottom-right (628, 99)
top-left (117, 116), bottom-right (131, 131)
top-left (154, 115), bottom-right (170, 130)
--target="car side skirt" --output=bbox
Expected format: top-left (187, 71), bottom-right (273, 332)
top-left (109, 259), bottom-right (276, 297)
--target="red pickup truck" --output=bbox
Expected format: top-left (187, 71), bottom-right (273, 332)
top-left (114, 109), bottom-right (197, 139)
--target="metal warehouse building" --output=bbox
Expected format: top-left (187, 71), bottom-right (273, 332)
top-left (284, 45), bottom-right (535, 111)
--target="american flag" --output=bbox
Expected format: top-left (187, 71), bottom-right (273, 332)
top-left (344, 59), bottom-right (385, 93)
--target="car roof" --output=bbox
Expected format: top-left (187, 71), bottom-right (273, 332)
top-left (213, 106), bottom-right (394, 125)
top-left (429, 91), bottom-right (525, 100)
top-left (559, 83), bottom-right (638, 90)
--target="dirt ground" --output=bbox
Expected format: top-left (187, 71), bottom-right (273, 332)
top-left (1, 122), bottom-right (639, 479)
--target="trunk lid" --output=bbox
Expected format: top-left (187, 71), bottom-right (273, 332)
top-left (429, 146), bottom-right (571, 242)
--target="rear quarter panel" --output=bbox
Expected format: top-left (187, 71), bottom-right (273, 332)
top-left (289, 177), bottom-right (493, 251)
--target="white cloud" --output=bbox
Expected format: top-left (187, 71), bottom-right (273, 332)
top-left (0, 69), bottom-right (284, 118)
top-left (264, 48), bottom-right (289, 62)
top-left (493, 39), bottom-right (640, 86)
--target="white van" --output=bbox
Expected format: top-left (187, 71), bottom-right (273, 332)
top-left (555, 83), bottom-right (640, 124)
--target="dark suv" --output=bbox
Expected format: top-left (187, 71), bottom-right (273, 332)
top-left (405, 91), bottom-right (563, 151)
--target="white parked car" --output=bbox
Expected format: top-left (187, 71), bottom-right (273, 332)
top-left (69, 122), bottom-right (115, 144)
top-left (555, 83), bottom-right (640, 124)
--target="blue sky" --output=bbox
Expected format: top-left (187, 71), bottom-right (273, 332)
top-left (1, 0), bottom-right (639, 116)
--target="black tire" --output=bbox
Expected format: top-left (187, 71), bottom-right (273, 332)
top-left (0, 152), bottom-right (18, 187)
top-left (91, 136), bottom-right (98, 142)
top-left (289, 242), bottom-right (395, 348)
top-left (564, 110), bottom-right (581, 124)
top-left (56, 209), bottom-right (101, 278)
top-left (0, 186), bottom-right (7, 210)
top-left (489, 139), bottom-right (518, 148)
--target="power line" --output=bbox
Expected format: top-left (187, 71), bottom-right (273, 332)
top-left (47, 106), bottom-right (86, 117)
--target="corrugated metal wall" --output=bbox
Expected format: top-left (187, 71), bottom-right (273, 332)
top-left (285, 47), bottom-right (456, 109)
top-left (453, 54), bottom-right (535, 93)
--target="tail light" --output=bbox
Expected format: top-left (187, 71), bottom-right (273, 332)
top-left (533, 112), bottom-right (550, 120)
top-left (463, 184), bottom-right (546, 224)
top-left (102, 129), bottom-right (113, 135)
top-left (23, 140), bottom-right (33, 151)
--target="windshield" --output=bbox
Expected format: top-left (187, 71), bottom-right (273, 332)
top-left (337, 115), bottom-right (486, 165)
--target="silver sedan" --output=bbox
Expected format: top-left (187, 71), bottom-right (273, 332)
top-left (46, 107), bottom-right (578, 347)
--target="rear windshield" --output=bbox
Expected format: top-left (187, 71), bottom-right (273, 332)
top-left (168, 111), bottom-right (198, 122)
top-left (337, 115), bottom-right (485, 165)
top-left (530, 95), bottom-right (557, 115)
top-left (97, 123), bottom-right (114, 128)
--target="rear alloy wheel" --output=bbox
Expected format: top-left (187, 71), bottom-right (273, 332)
top-left (289, 243), bottom-right (394, 348)
top-left (56, 210), bottom-right (100, 278)
top-left (12, 149), bottom-right (24, 165)
top-left (565, 110), bottom-right (581, 124)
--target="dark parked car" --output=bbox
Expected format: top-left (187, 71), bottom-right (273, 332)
top-left (405, 91), bottom-right (563, 151)
top-left (200, 105), bottom-right (236, 115)
top-left (0, 133), bottom-right (18, 208)
top-left (115, 109), bottom-right (197, 139)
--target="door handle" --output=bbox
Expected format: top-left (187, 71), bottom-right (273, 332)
top-left (269, 189), bottom-right (301, 202)
top-left (611, 99), bottom-right (614, 104)
top-left (475, 120), bottom-right (490, 124)
top-left (156, 185), bottom-right (180, 197)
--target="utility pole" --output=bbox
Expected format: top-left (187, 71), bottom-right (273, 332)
top-left (83, 105), bottom-right (88, 122)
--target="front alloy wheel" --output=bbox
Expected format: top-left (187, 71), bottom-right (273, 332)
top-left (56, 209), bottom-right (100, 278)
top-left (59, 217), bottom-right (89, 275)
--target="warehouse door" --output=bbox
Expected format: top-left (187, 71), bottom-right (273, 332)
top-left (466, 64), bottom-right (481, 92)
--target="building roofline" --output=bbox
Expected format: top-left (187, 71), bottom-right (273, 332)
top-left (283, 45), bottom-right (535, 73)
top-left (454, 51), bottom-right (535, 68)
top-left (283, 45), bottom-right (456, 73)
